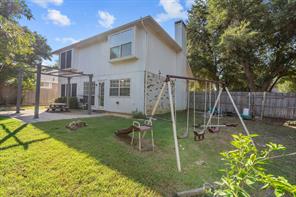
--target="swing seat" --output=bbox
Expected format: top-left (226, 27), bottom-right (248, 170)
top-left (193, 128), bottom-right (205, 141)
top-left (208, 127), bottom-right (220, 133)
top-left (241, 114), bottom-right (252, 120)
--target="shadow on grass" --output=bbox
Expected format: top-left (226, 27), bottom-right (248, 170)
top-left (0, 122), bottom-right (51, 151)
top-left (31, 113), bottom-right (296, 195)
top-left (32, 116), bottom-right (205, 195)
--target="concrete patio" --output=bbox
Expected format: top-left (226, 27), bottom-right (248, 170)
top-left (0, 108), bottom-right (131, 123)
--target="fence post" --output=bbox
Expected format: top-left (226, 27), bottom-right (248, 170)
top-left (261, 91), bottom-right (266, 120)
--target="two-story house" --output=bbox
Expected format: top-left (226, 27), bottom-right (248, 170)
top-left (52, 16), bottom-right (192, 114)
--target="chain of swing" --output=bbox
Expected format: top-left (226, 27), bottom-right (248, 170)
top-left (174, 80), bottom-right (223, 139)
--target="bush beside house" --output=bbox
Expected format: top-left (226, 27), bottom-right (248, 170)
top-left (54, 97), bottom-right (79, 109)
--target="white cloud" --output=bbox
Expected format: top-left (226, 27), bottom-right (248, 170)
top-left (55, 37), bottom-right (79, 44)
top-left (42, 59), bottom-right (55, 66)
top-left (185, 0), bottom-right (195, 8)
top-left (46, 9), bottom-right (71, 26)
top-left (32, 0), bottom-right (63, 8)
top-left (155, 0), bottom-right (187, 23)
top-left (97, 11), bottom-right (115, 28)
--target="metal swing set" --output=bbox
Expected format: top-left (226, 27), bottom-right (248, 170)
top-left (149, 75), bottom-right (254, 172)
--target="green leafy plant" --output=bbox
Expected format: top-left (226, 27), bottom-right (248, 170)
top-left (213, 134), bottom-right (296, 197)
top-left (131, 110), bottom-right (145, 119)
top-left (54, 97), bottom-right (78, 109)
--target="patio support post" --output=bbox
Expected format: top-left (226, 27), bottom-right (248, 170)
top-left (88, 74), bottom-right (93, 115)
top-left (16, 68), bottom-right (23, 113)
top-left (34, 64), bottom-right (41, 119)
top-left (67, 77), bottom-right (71, 107)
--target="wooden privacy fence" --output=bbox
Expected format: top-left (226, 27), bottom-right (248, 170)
top-left (190, 92), bottom-right (296, 120)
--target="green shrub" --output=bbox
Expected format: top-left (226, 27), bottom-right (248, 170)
top-left (54, 97), bottom-right (66, 103)
top-left (131, 110), bottom-right (145, 119)
top-left (212, 134), bottom-right (296, 197)
top-left (54, 97), bottom-right (78, 109)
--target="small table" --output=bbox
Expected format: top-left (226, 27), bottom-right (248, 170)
top-left (46, 103), bottom-right (69, 112)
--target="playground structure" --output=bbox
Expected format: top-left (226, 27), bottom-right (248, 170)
top-left (149, 75), bottom-right (254, 172)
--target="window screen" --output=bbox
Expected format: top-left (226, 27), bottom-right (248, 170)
top-left (71, 83), bottom-right (77, 97)
top-left (109, 29), bottom-right (133, 59)
top-left (121, 42), bottom-right (132, 57)
top-left (110, 46), bottom-right (121, 59)
top-left (109, 79), bottom-right (130, 96)
top-left (60, 50), bottom-right (72, 69)
top-left (66, 50), bottom-right (72, 68)
top-left (61, 53), bottom-right (66, 69)
top-left (61, 84), bottom-right (66, 97)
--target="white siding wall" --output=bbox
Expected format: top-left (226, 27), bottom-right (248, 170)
top-left (145, 31), bottom-right (187, 111)
top-left (58, 24), bottom-right (188, 113)
top-left (59, 25), bottom-right (147, 113)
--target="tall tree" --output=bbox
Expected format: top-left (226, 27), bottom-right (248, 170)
top-left (187, 0), bottom-right (296, 92)
top-left (0, 0), bottom-right (51, 88)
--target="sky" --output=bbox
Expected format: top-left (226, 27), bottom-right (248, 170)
top-left (20, 0), bottom-right (194, 65)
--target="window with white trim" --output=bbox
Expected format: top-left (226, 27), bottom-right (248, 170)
top-left (60, 83), bottom-right (77, 97)
top-left (60, 50), bottom-right (72, 69)
top-left (83, 82), bottom-right (95, 105)
top-left (109, 79), bottom-right (130, 96)
top-left (109, 29), bottom-right (133, 59)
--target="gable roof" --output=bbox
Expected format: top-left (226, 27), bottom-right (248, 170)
top-left (52, 16), bottom-right (182, 54)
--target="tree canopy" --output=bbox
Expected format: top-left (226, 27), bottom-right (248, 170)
top-left (0, 0), bottom-right (51, 88)
top-left (187, 0), bottom-right (296, 92)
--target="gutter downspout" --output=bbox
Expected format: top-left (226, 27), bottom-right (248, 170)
top-left (141, 18), bottom-right (149, 115)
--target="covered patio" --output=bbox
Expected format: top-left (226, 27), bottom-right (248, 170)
top-left (0, 108), bottom-right (105, 123)
top-left (15, 64), bottom-right (95, 120)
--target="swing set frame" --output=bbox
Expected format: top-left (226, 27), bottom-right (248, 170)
top-left (149, 75), bottom-right (254, 172)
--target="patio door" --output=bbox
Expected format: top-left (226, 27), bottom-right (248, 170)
top-left (98, 81), bottom-right (105, 110)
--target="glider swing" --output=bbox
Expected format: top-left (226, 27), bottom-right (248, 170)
top-left (149, 75), bottom-right (254, 172)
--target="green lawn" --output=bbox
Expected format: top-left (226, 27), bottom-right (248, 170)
top-left (0, 112), bottom-right (295, 196)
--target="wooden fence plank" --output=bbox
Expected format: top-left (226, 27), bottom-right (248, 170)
top-left (190, 91), bottom-right (296, 119)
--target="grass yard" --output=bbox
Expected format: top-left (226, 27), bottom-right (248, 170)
top-left (0, 112), bottom-right (295, 196)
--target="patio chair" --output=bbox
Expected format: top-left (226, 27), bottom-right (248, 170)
top-left (130, 119), bottom-right (154, 152)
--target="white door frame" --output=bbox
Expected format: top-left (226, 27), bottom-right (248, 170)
top-left (97, 80), bottom-right (105, 110)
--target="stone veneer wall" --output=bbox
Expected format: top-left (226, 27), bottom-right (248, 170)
top-left (145, 72), bottom-right (175, 115)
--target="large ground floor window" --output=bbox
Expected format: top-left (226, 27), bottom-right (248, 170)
top-left (83, 82), bottom-right (95, 105)
top-left (109, 79), bottom-right (130, 96)
top-left (61, 83), bottom-right (77, 97)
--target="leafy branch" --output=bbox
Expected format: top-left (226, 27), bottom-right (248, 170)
top-left (213, 134), bottom-right (296, 197)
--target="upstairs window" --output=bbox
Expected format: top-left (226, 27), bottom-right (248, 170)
top-left (109, 79), bottom-right (130, 96)
top-left (60, 50), bottom-right (72, 69)
top-left (110, 29), bottom-right (133, 59)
